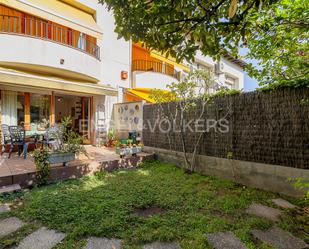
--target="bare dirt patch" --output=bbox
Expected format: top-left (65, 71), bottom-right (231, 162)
top-left (134, 206), bottom-right (166, 217)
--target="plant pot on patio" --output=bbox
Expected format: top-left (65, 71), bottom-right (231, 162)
top-left (116, 146), bottom-right (142, 158)
top-left (48, 152), bottom-right (75, 166)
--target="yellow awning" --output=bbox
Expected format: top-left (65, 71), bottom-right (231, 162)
top-left (0, 67), bottom-right (117, 96)
top-left (0, 0), bottom-right (103, 38)
top-left (126, 88), bottom-right (171, 103)
top-left (150, 51), bottom-right (190, 72)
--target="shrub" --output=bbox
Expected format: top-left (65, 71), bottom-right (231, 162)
top-left (33, 148), bottom-right (51, 186)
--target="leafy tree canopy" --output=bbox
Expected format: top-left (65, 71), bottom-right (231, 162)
top-left (99, 0), bottom-right (308, 87)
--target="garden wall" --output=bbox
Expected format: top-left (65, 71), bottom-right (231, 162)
top-left (142, 88), bottom-right (309, 196)
top-left (143, 88), bottom-right (309, 169)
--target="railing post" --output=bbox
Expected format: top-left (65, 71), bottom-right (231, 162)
top-left (1, 16), bottom-right (4, 32)
top-left (19, 16), bottom-right (22, 33)
top-left (13, 17), bottom-right (16, 33)
top-left (30, 18), bottom-right (33, 35)
top-left (55, 26), bottom-right (58, 42)
top-left (35, 19), bottom-right (38, 37)
top-left (40, 21), bottom-right (43, 37)
top-left (7, 16), bottom-right (10, 32)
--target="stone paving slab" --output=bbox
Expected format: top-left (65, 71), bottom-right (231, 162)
top-left (0, 203), bottom-right (10, 213)
top-left (206, 231), bottom-right (248, 249)
top-left (143, 241), bottom-right (181, 249)
top-left (271, 198), bottom-right (297, 209)
top-left (83, 237), bottom-right (122, 249)
top-left (251, 227), bottom-right (308, 249)
top-left (246, 203), bottom-right (282, 221)
top-left (0, 217), bottom-right (25, 237)
top-left (16, 227), bottom-right (65, 249)
top-left (0, 184), bottom-right (21, 194)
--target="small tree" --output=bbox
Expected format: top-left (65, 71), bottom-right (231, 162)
top-left (150, 70), bottom-right (226, 172)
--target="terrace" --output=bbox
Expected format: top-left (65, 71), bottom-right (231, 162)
top-left (0, 14), bottom-right (100, 59)
top-left (0, 146), bottom-right (154, 188)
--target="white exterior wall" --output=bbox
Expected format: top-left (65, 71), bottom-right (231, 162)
top-left (220, 57), bottom-right (244, 90)
top-left (133, 71), bottom-right (178, 90)
top-left (194, 51), bottom-right (244, 90)
top-left (94, 4), bottom-right (131, 135)
top-left (0, 34), bottom-right (100, 82)
top-left (96, 5), bottom-right (131, 101)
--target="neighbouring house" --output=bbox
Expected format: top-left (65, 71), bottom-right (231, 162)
top-left (125, 43), bottom-right (246, 102)
top-left (0, 0), bottom-right (246, 147)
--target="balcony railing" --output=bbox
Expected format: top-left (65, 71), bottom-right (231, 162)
top-left (132, 59), bottom-right (181, 81)
top-left (0, 15), bottom-right (100, 60)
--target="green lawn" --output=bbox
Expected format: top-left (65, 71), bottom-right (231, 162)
top-left (0, 161), bottom-right (307, 249)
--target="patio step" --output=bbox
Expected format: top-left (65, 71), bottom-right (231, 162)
top-left (0, 184), bottom-right (21, 194)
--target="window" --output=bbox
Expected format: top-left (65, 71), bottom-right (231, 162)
top-left (30, 94), bottom-right (50, 130)
top-left (196, 63), bottom-right (211, 73)
top-left (1, 91), bottom-right (25, 126)
top-left (17, 93), bottom-right (25, 125)
top-left (225, 75), bottom-right (237, 89)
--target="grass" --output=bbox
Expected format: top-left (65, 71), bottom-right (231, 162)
top-left (0, 161), bottom-right (308, 249)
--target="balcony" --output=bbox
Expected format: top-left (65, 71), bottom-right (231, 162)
top-left (0, 15), bottom-right (100, 82)
top-left (0, 15), bottom-right (100, 60)
top-left (132, 59), bottom-right (181, 81)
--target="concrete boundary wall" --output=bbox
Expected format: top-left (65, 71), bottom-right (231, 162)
top-left (143, 146), bottom-right (309, 197)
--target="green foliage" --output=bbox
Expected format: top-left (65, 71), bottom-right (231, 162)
top-left (246, 0), bottom-right (309, 87)
top-left (150, 69), bottom-right (215, 106)
top-left (227, 151), bottom-right (234, 159)
top-left (300, 98), bottom-right (309, 106)
top-left (99, 0), bottom-right (308, 88)
top-left (55, 117), bottom-right (86, 156)
top-left (106, 128), bottom-right (117, 147)
top-left (33, 148), bottom-right (51, 186)
top-left (107, 128), bottom-right (116, 140)
top-left (150, 70), bottom-right (216, 172)
top-left (212, 88), bottom-right (242, 97)
top-left (7, 162), bottom-right (305, 248)
top-left (61, 116), bottom-right (73, 141)
top-left (65, 130), bottom-right (86, 155)
top-left (291, 178), bottom-right (309, 201)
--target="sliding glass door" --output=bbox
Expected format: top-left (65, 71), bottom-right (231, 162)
top-left (55, 95), bottom-right (91, 144)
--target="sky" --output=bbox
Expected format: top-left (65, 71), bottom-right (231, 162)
top-left (240, 48), bottom-right (260, 92)
top-left (244, 73), bottom-right (259, 92)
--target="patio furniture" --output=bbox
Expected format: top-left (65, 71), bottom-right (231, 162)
top-left (42, 125), bottom-right (63, 151)
top-left (9, 126), bottom-right (36, 159)
top-left (1, 124), bottom-right (10, 156)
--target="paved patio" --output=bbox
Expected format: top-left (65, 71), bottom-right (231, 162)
top-left (0, 146), bottom-right (154, 187)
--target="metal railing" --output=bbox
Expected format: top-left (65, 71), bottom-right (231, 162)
top-left (0, 15), bottom-right (100, 60)
top-left (132, 59), bottom-right (181, 81)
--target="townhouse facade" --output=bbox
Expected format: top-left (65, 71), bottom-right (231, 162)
top-left (0, 0), bottom-right (245, 146)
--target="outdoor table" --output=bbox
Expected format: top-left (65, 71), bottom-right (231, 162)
top-left (25, 131), bottom-right (46, 149)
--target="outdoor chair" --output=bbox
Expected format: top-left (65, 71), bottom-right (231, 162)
top-left (9, 125), bottom-right (36, 159)
top-left (42, 125), bottom-right (63, 151)
top-left (1, 124), bottom-right (11, 156)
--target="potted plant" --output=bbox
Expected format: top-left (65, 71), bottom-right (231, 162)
top-left (115, 139), bottom-right (143, 158)
top-left (106, 128), bottom-right (116, 147)
top-left (47, 129), bottom-right (85, 166)
top-left (35, 117), bottom-right (87, 166)
top-left (37, 118), bottom-right (50, 131)
top-left (115, 143), bottom-right (127, 158)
